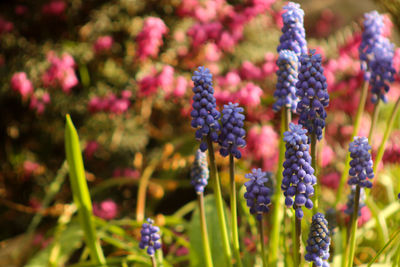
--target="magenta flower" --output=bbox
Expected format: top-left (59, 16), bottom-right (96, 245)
top-left (235, 82), bottom-right (263, 107)
top-left (93, 36), bottom-right (114, 54)
top-left (136, 17), bottom-right (168, 61)
top-left (42, 1), bottom-right (66, 16)
top-left (11, 72), bottom-right (34, 100)
top-left (29, 92), bottom-right (51, 114)
top-left (93, 199), bottom-right (118, 220)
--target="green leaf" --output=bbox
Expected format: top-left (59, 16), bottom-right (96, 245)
top-left (65, 114), bottom-right (106, 264)
top-left (189, 194), bottom-right (230, 267)
top-left (368, 227), bottom-right (400, 266)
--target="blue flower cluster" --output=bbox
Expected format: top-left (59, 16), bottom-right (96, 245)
top-left (369, 38), bottom-right (396, 103)
top-left (244, 168), bottom-right (272, 221)
top-left (218, 102), bottom-right (246, 159)
top-left (305, 213), bottom-right (330, 267)
top-left (348, 137), bottom-right (374, 188)
top-left (281, 123), bottom-right (316, 219)
top-left (273, 50), bottom-right (299, 112)
top-left (359, 11), bottom-right (384, 76)
top-left (191, 66), bottom-right (221, 152)
top-left (139, 218), bottom-right (162, 256)
top-left (296, 49), bottom-right (329, 141)
top-left (344, 186), bottom-right (366, 216)
top-left (190, 149), bottom-right (209, 194)
top-left (277, 2), bottom-right (307, 58)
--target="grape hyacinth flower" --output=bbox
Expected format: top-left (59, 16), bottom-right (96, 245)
top-left (281, 123), bottom-right (316, 219)
top-left (344, 186), bottom-right (366, 216)
top-left (296, 49), bottom-right (329, 141)
top-left (305, 213), bottom-right (330, 267)
top-left (244, 169), bottom-right (272, 221)
top-left (359, 11), bottom-right (384, 76)
top-left (190, 149), bottom-right (209, 194)
top-left (218, 102), bottom-right (246, 158)
top-left (348, 137), bottom-right (374, 188)
top-left (273, 50), bottom-right (299, 112)
top-left (191, 66), bottom-right (221, 152)
top-left (369, 37), bottom-right (396, 103)
top-left (139, 218), bottom-right (162, 256)
top-left (277, 2), bottom-right (307, 58)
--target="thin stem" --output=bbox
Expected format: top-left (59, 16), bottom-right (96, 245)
top-left (258, 218), bottom-right (267, 267)
top-left (136, 164), bottom-right (156, 222)
top-left (294, 209), bottom-right (301, 267)
top-left (229, 154), bottom-right (242, 267)
top-left (368, 99), bottom-right (380, 145)
top-left (311, 134), bottom-right (318, 211)
top-left (373, 96), bottom-right (400, 174)
top-left (151, 255), bottom-right (157, 267)
top-left (206, 137), bottom-right (233, 267)
top-left (347, 185), bottom-right (361, 267)
top-left (269, 107), bottom-right (290, 265)
top-left (198, 193), bottom-right (214, 267)
top-left (336, 81), bottom-right (369, 206)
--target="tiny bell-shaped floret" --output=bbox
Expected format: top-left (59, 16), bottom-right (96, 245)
top-left (139, 218), bottom-right (162, 256)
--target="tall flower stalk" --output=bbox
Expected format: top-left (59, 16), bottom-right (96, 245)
top-left (218, 102), bottom-right (246, 267)
top-left (191, 150), bottom-right (213, 267)
top-left (244, 169), bottom-right (272, 267)
top-left (190, 67), bottom-right (232, 266)
top-left (346, 137), bottom-right (374, 267)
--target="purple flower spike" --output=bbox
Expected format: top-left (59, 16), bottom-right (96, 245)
top-left (191, 149), bottom-right (209, 194)
top-left (277, 2), bottom-right (307, 58)
top-left (218, 102), bottom-right (246, 159)
top-left (369, 37), bottom-right (396, 103)
top-left (348, 137), bottom-right (374, 188)
top-left (344, 186), bottom-right (366, 216)
top-left (273, 50), bottom-right (299, 112)
top-left (191, 66), bottom-right (221, 152)
top-left (296, 49), bottom-right (329, 141)
top-left (359, 11), bottom-right (384, 76)
top-left (139, 218), bottom-right (162, 256)
top-left (244, 168), bottom-right (272, 221)
top-left (282, 123), bottom-right (316, 219)
top-left (305, 213), bottom-right (330, 267)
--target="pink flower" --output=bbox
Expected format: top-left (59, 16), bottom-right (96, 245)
top-left (234, 82), bottom-right (263, 107)
top-left (11, 72), bottom-right (34, 100)
top-left (138, 74), bottom-right (159, 97)
top-left (159, 65), bottom-right (175, 94)
top-left (93, 199), bottom-right (118, 220)
top-left (217, 71), bottom-right (241, 87)
top-left (93, 36), bottom-right (113, 54)
top-left (321, 145), bottom-right (334, 167)
top-left (42, 1), bottom-right (66, 16)
top-left (29, 92), bottom-right (50, 114)
top-left (240, 61), bottom-right (263, 80)
top-left (0, 16), bottom-right (13, 35)
top-left (15, 5), bottom-right (28, 16)
top-left (109, 98), bottom-right (130, 114)
top-left (84, 141), bottom-right (99, 159)
top-left (173, 76), bottom-right (188, 97)
top-left (113, 168), bottom-right (140, 179)
top-left (204, 43), bottom-right (221, 62)
top-left (136, 17), bottom-right (168, 61)
top-left (321, 172), bottom-right (340, 190)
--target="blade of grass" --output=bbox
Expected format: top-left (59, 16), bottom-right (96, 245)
top-left (367, 227), bottom-right (400, 266)
top-left (65, 114), bottom-right (106, 265)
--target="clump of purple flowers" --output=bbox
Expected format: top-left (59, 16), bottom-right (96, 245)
top-left (281, 123), bottom-right (316, 219)
top-left (273, 50), bottom-right (299, 112)
top-left (296, 49), bottom-right (329, 141)
top-left (348, 137), bottom-right (374, 188)
top-left (190, 149), bottom-right (209, 194)
top-left (218, 102), bottom-right (246, 159)
top-left (305, 213), bottom-right (330, 267)
top-left (244, 168), bottom-right (272, 221)
top-left (277, 2), bottom-right (307, 58)
top-left (344, 186), bottom-right (366, 216)
top-left (139, 218), bottom-right (162, 256)
top-left (191, 66), bottom-right (220, 152)
top-left (369, 38), bottom-right (396, 103)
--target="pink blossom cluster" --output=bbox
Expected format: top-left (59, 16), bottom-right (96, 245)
top-left (239, 53), bottom-right (277, 81)
top-left (136, 17), bottom-right (168, 61)
top-left (321, 172), bottom-right (340, 190)
top-left (0, 16), bottom-right (13, 35)
top-left (42, 52), bottom-right (78, 93)
top-left (93, 35), bottom-right (114, 54)
top-left (93, 199), bottom-right (118, 220)
top-left (84, 141), bottom-right (100, 159)
top-left (242, 125), bottom-right (278, 170)
top-left (138, 66), bottom-right (188, 98)
top-left (11, 72), bottom-right (34, 100)
top-left (42, 1), bottom-right (66, 16)
top-left (88, 90), bottom-right (131, 114)
top-left (113, 167), bottom-right (140, 179)
top-left (29, 92), bottom-right (51, 114)
top-left (382, 131), bottom-right (400, 164)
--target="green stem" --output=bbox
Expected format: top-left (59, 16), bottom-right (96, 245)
top-left (269, 107), bottom-right (290, 265)
top-left (294, 209), bottom-right (301, 267)
top-left (258, 218), bottom-right (267, 267)
top-left (311, 134), bottom-right (318, 211)
top-left (394, 240), bottom-right (400, 267)
top-left (151, 255), bottom-right (157, 267)
top-left (368, 99), bottom-right (380, 145)
top-left (229, 154), bottom-right (242, 267)
top-left (198, 193), bottom-right (213, 267)
top-left (347, 185), bottom-right (361, 267)
top-left (206, 137), bottom-right (232, 267)
top-left (336, 81), bottom-right (369, 206)
top-left (373, 96), bottom-right (400, 174)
